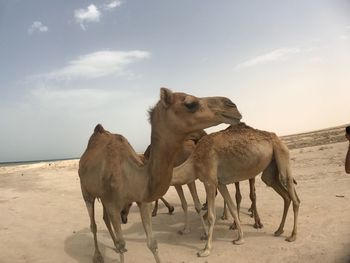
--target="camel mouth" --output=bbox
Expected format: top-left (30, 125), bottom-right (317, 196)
top-left (221, 114), bottom-right (241, 125)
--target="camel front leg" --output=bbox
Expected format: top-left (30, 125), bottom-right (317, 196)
top-left (217, 184), bottom-right (244, 245)
top-left (249, 178), bottom-right (263, 229)
top-left (187, 181), bottom-right (209, 237)
top-left (138, 202), bottom-right (161, 263)
top-left (197, 183), bottom-right (216, 257)
top-left (174, 185), bottom-right (190, 234)
top-left (152, 199), bottom-right (159, 217)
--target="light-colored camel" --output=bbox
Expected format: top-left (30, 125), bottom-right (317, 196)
top-left (122, 131), bottom-right (263, 235)
top-left (78, 88), bottom-right (242, 263)
top-left (171, 123), bottom-right (300, 257)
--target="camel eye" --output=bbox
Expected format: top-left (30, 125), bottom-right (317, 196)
top-left (184, 101), bottom-right (199, 112)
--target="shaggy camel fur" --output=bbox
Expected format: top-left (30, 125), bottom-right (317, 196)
top-left (171, 123), bottom-right (300, 257)
top-left (78, 88), bottom-right (242, 263)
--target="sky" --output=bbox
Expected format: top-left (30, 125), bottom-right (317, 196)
top-left (0, 0), bottom-right (350, 162)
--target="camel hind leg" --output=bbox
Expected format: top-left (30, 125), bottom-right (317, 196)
top-left (273, 141), bottom-right (300, 241)
top-left (152, 199), bottom-right (159, 217)
top-left (82, 191), bottom-right (104, 263)
top-left (160, 197), bottom-right (175, 214)
top-left (103, 200), bottom-right (127, 263)
top-left (217, 184), bottom-right (244, 245)
top-left (102, 204), bottom-right (118, 247)
top-left (262, 159), bottom-right (300, 241)
top-left (249, 178), bottom-right (263, 229)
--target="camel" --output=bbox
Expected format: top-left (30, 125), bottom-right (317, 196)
top-left (171, 123), bottom-right (300, 257)
top-left (145, 130), bottom-right (206, 216)
top-left (126, 129), bottom-right (262, 234)
top-left (120, 130), bottom-right (207, 232)
top-left (78, 88), bottom-right (242, 263)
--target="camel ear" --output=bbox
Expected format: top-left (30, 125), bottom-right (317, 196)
top-left (160, 87), bottom-right (174, 108)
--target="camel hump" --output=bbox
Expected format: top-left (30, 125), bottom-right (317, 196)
top-left (94, 124), bottom-right (105, 133)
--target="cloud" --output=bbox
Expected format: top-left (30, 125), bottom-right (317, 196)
top-left (235, 47), bottom-right (300, 69)
top-left (28, 21), bottom-right (48, 34)
top-left (104, 0), bottom-right (122, 10)
top-left (74, 4), bottom-right (101, 30)
top-left (43, 50), bottom-right (151, 80)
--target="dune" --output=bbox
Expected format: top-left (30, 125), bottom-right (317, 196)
top-left (0, 125), bottom-right (349, 262)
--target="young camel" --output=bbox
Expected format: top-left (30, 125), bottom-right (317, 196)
top-left (78, 88), bottom-right (242, 263)
top-left (171, 123), bottom-right (300, 257)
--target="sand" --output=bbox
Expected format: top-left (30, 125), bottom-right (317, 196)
top-left (1, 128), bottom-right (350, 263)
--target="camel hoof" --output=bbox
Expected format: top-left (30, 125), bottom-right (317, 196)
top-left (178, 228), bottom-right (190, 235)
top-left (197, 249), bottom-right (210, 257)
top-left (200, 233), bottom-right (208, 240)
top-left (115, 244), bottom-right (127, 254)
top-left (286, 235), bottom-right (296, 242)
top-left (93, 251), bottom-right (104, 263)
top-left (274, 229), bottom-right (284, 236)
top-left (253, 222), bottom-right (263, 229)
top-left (221, 215), bottom-right (228, 220)
top-left (168, 206), bottom-right (175, 214)
top-left (229, 223), bottom-right (237, 230)
top-left (233, 238), bottom-right (245, 245)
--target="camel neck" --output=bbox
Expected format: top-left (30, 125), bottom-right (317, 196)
top-left (171, 155), bottom-right (196, 186)
top-left (145, 128), bottom-right (184, 202)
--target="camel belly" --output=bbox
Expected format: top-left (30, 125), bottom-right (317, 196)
top-left (216, 145), bottom-right (273, 185)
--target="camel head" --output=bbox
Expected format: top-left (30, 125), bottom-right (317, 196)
top-left (150, 87), bottom-right (242, 135)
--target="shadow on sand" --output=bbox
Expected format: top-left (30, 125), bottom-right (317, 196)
top-left (64, 204), bottom-right (270, 262)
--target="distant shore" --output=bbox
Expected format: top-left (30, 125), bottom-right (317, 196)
top-left (0, 157), bottom-right (79, 167)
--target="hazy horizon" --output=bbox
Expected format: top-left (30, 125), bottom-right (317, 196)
top-left (1, 0), bottom-right (350, 162)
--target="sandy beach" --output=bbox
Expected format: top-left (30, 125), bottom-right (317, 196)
top-left (1, 126), bottom-right (350, 263)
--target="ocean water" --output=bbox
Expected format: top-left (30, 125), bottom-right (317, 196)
top-left (0, 158), bottom-right (78, 167)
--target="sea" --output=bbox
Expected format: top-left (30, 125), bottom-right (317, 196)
top-left (0, 158), bottom-right (78, 167)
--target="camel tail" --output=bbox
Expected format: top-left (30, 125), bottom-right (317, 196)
top-left (272, 136), bottom-right (293, 189)
top-left (94, 124), bottom-right (105, 133)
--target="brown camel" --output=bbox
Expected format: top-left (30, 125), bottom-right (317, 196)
top-left (171, 123), bottom-right (300, 257)
top-left (146, 130), bottom-right (207, 217)
top-left (119, 130), bottom-right (207, 233)
top-left (78, 88), bottom-right (242, 263)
